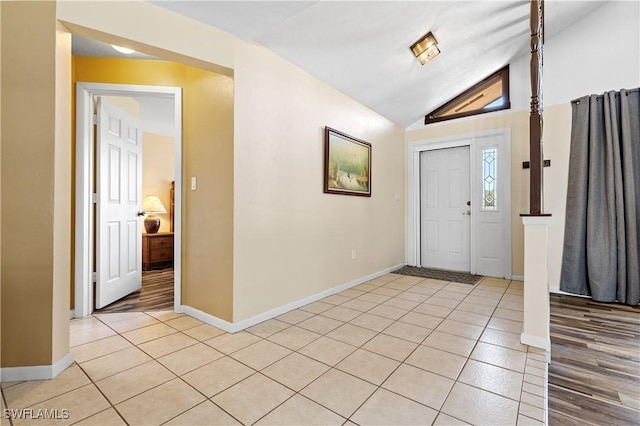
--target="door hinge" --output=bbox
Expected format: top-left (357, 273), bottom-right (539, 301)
top-left (92, 193), bottom-right (97, 203)
top-left (92, 272), bottom-right (97, 283)
top-left (92, 114), bottom-right (99, 125)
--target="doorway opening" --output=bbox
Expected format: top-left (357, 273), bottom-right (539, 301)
top-left (407, 128), bottom-right (512, 278)
top-left (75, 83), bottom-right (183, 318)
top-left (96, 267), bottom-right (175, 313)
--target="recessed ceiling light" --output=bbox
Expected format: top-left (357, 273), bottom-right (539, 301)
top-left (111, 44), bottom-right (135, 55)
top-left (410, 32), bottom-right (440, 65)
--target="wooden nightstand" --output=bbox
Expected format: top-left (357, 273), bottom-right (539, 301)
top-left (142, 232), bottom-right (174, 270)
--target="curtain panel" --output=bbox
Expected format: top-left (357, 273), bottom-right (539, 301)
top-left (560, 88), bottom-right (640, 305)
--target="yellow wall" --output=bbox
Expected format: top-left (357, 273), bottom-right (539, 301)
top-left (1, 1), bottom-right (71, 368)
top-left (73, 57), bottom-right (234, 321)
top-left (142, 132), bottom-right (175, 234)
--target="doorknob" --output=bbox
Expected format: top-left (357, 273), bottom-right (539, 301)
top-left (137, 211), bottom-right (145, 217)
top-left (462, 210), bottom-right (471, 215)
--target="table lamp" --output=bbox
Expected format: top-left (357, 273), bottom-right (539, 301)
top-left (142, 195), bottom-right (167, 234)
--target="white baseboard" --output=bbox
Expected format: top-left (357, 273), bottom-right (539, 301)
top-left (181, 263), bottom-right (406, 333)
top-left (511, 275), bottom-right (524, 281)
top-left (0, 352), bottom-right (75, 382)
top-left (549, 286), bottom-right (591, 298)
top-left (181, 305), bottom-right (236, 333)
top-left (69, 309), bottom-right (75, 319)
top-left (521, 332), bottom-right (550, 351)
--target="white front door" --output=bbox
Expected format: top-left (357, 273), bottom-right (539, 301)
top-left (420, 146), bottom-right (471, 271)
top-left (408, 129), bottom-right (512, 279)
top-left (95, 98), bottom-right (143, 309)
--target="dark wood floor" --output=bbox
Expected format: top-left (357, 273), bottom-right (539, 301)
top-left (548, 294), bottom-right (640, 425)
top-left (96, 267), bottom-right (174, 313)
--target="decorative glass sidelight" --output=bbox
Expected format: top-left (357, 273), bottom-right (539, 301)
top-left (482, 147), bottom-right (498, 211)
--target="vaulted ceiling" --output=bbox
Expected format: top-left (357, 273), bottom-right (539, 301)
top-left (73, 1), bottom-right (606, 128)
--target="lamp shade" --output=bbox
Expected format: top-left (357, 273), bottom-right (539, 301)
top-left (142, 195), bottom-right (167, 214)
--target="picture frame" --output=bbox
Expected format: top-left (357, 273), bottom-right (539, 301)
top-left (324, 126), bottom-right (371, 197)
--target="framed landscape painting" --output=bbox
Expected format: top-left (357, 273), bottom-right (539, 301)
top-left (324, 126), bottom-right (371, 197)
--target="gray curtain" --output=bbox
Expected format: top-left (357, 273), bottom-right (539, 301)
top-left (560, 88), bottom-right (640, 305)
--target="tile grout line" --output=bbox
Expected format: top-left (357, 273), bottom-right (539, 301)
top-left (1, 388), bottom-right (14, 426)
top-left (242, 275), bottom-right (439, 425)
top-left (66, 273), bottom-right (533, 425)
top-left (251, 275), bottom-right (480, 425)
top-left (270, 275), bottom-right (527, 424)
top-left (76, 313), bottom-right (205, 424)
top-left (430, 277), bottom-right (533, 423)
top-left (81, 312), bottom-right (250, 426)
top-left (416, 276), bottom-right (502, 424)
top-left (72, 361), bottom-right (130, 426)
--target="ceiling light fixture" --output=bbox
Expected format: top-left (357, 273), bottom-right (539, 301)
top-left (410, 32), bottom-right (440, 65)
top-left (111, 44), bottom-right (135, 55)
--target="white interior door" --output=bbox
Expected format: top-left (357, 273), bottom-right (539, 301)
top-left (96, 97), bottom-right (143, 309)
top-left (420, 146), bottom-right (471, 271)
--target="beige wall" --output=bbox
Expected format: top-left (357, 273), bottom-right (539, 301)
top-left (1, 1), bottom-right (71, 368)
top-left (541, 104), bottom-right (572, 290)
top-left (60, 1), bottom-right (404, 324)
top-left (233, 42), bottom-right (405, 321)
top-left (73, 57), bottom-right (235, 321)
top-left (142, 132), bottom-right (175, 234)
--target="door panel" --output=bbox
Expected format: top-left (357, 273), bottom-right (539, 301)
top-left (96, 98), bottom-right (143, 309)
top-left (107, 222), bottom-right (120, 280)
top-left (478, 223), bottom-right (499, 260)
top-left (449, 221), bottom-right (462, 253)
top-left (473, 135), bottom-right (510, 277)
top-left (420, 146), bottom-right (470, 271)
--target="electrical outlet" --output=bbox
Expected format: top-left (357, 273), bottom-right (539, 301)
top-left (523, 160), bottom-right (551, 169)
top-left (191, 177), bottom-right (197, 190)
top-left (351, 249), bottom-right (357, 260)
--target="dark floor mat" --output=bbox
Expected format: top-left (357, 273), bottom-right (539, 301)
top-left (394, 266), bottom-right (482, 285)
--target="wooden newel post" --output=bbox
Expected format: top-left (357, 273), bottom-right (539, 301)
top-left (529, 0), bottom-right (544, 215)
top-left (520, 0), bottom-right (552, 356)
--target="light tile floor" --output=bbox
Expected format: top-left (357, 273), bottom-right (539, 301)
top-left (1, 274), bottom-right (548, 425)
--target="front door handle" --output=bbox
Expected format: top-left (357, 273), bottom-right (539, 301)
top-left (137, 211), bottom-right (145, 217)
top-left (462, 210), bottom-right (471, 216)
